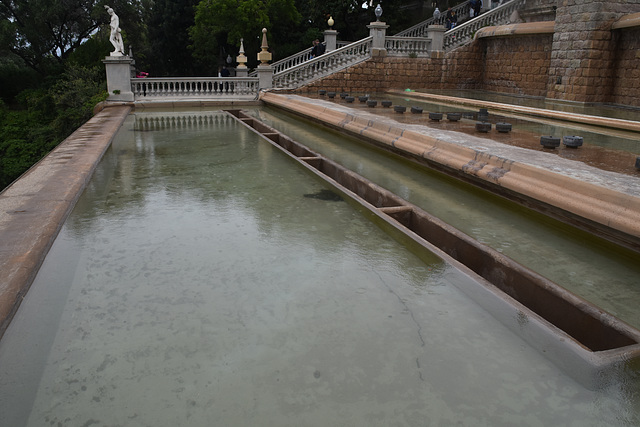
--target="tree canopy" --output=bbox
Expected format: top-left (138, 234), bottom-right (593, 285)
top-left (189, 0), bottom-right (302, 70)
top-left (0, 0), bottom-right (146, 74)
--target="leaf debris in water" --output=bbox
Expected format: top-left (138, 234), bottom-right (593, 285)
top-left (303, 189), bottom-right (343, 201)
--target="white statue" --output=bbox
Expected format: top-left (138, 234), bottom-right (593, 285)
top-left (105, 6), bottom-right (125, 56)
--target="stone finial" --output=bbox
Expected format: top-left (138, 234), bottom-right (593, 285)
top-left (236, 38), bottom-right (247, 69)
top-left (375, 4), bottom-right (383, 21)
top-left (257, 28), bottom-right (272, 65)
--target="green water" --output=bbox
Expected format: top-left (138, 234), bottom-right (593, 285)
top-left (0, 110), bottom-right (638, 426)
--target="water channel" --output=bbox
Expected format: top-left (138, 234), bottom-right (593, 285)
top-left (0, 108), bottom-right (638, 426)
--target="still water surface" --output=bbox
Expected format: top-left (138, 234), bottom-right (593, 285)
top-left (250, 107), bottom-right (640, 330)
top-left (0, 110), bottom-right (638, 426)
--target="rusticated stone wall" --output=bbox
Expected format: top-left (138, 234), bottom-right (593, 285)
top-left (546, 0), bottom-right (625, 103)
top-left (298, 3), bottom-right (640, 107)
top-left (300, 56), bottom-right (444, 93)
top-left (439, 41), bottom-right (484, 90)
top-left (611, 27), bottom-right (640, 107)
top-left (477, 35), bottom-right (552, 97)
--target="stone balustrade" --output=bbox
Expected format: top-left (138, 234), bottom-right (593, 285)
top-left (444, 0), bottom-right (526, 51)
top-left (249, 41), bottom-right (350, 77)
top-left (395, 0), bottom-right (471, 37)
top-left (272, 37), bottom-right (373, 89)
top-left (386, 37), bottom-right (432, 57)
top-left (131, 77), bottom-right (260, 99)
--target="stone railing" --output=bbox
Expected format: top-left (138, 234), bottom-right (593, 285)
top-left (131, 77), bottom-right (260, 99)
top-left (249, 41), bottom-right (351, 77)
top-left (272, 37), bottom-right (373, 89)
top-left (395, 0), bottom-right (471, 37)
top-left (386, 37), bottom-right (432, 57)
top-left (444, 0), bottom-right (527, 51)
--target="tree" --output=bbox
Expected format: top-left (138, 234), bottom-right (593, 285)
top-left (190, 0), bottom-right (301, 70)
top-left (146, 0), bottom-right (201, 76)
top-left (0, 0), bottom-right (146, 74)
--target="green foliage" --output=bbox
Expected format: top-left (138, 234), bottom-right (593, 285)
top-left (146, 0), bottom-right (202, 76)
top-left (0, 64), bottom-right (107, 190)
top-left (0, 55), bottom-right (41, 102)
top-left (190, 0), bottom-right (302, 69)
top-left (0, 0), bottom-right (147, 74)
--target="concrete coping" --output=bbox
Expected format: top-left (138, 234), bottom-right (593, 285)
top-left (612, 12), bottom-right (640, 30)
top-left (0, 106), bottom-right (131, 337)
top-left (389, 89), bottom-right (640, 133)
top-left (475, 21), bottom-right (555, 38)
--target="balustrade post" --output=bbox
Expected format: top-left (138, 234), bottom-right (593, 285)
top-left (236, 38), bottom-right (249, 77)
top-left (426, 25), bottom-right (445, 55)
top-left (367, 21), bottom-right (389, 57)
top-left (324, 29), bottom-right (338, 52)
top-left (257, 28), bottom-right (273, 89)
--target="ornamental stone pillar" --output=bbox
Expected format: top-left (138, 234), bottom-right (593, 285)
top-left (256, 28), bottom-right (273, 89)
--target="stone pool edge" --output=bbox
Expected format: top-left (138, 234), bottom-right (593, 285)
top-left (0, 105), bottom-right (132, 337)
top-left (259, 91), bottom-right (640, 250)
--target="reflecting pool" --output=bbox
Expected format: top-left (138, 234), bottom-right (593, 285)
top-left (0, 110), bottom-right (638, 426)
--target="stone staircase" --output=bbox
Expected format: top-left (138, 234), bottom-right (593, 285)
top-left (269, 0), bottom-right (526, 90)
top-left (125, 0), bottom-right (527, 99)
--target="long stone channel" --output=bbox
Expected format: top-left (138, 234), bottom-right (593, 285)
top-left (226, 108), bottom-right (640, 388)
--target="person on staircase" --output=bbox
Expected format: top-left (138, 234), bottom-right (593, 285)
top-left (445, 8), bottom-right (457, 30)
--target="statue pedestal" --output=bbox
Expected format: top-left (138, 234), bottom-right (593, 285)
top-left (102, 56), bottom-right (134, 102)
